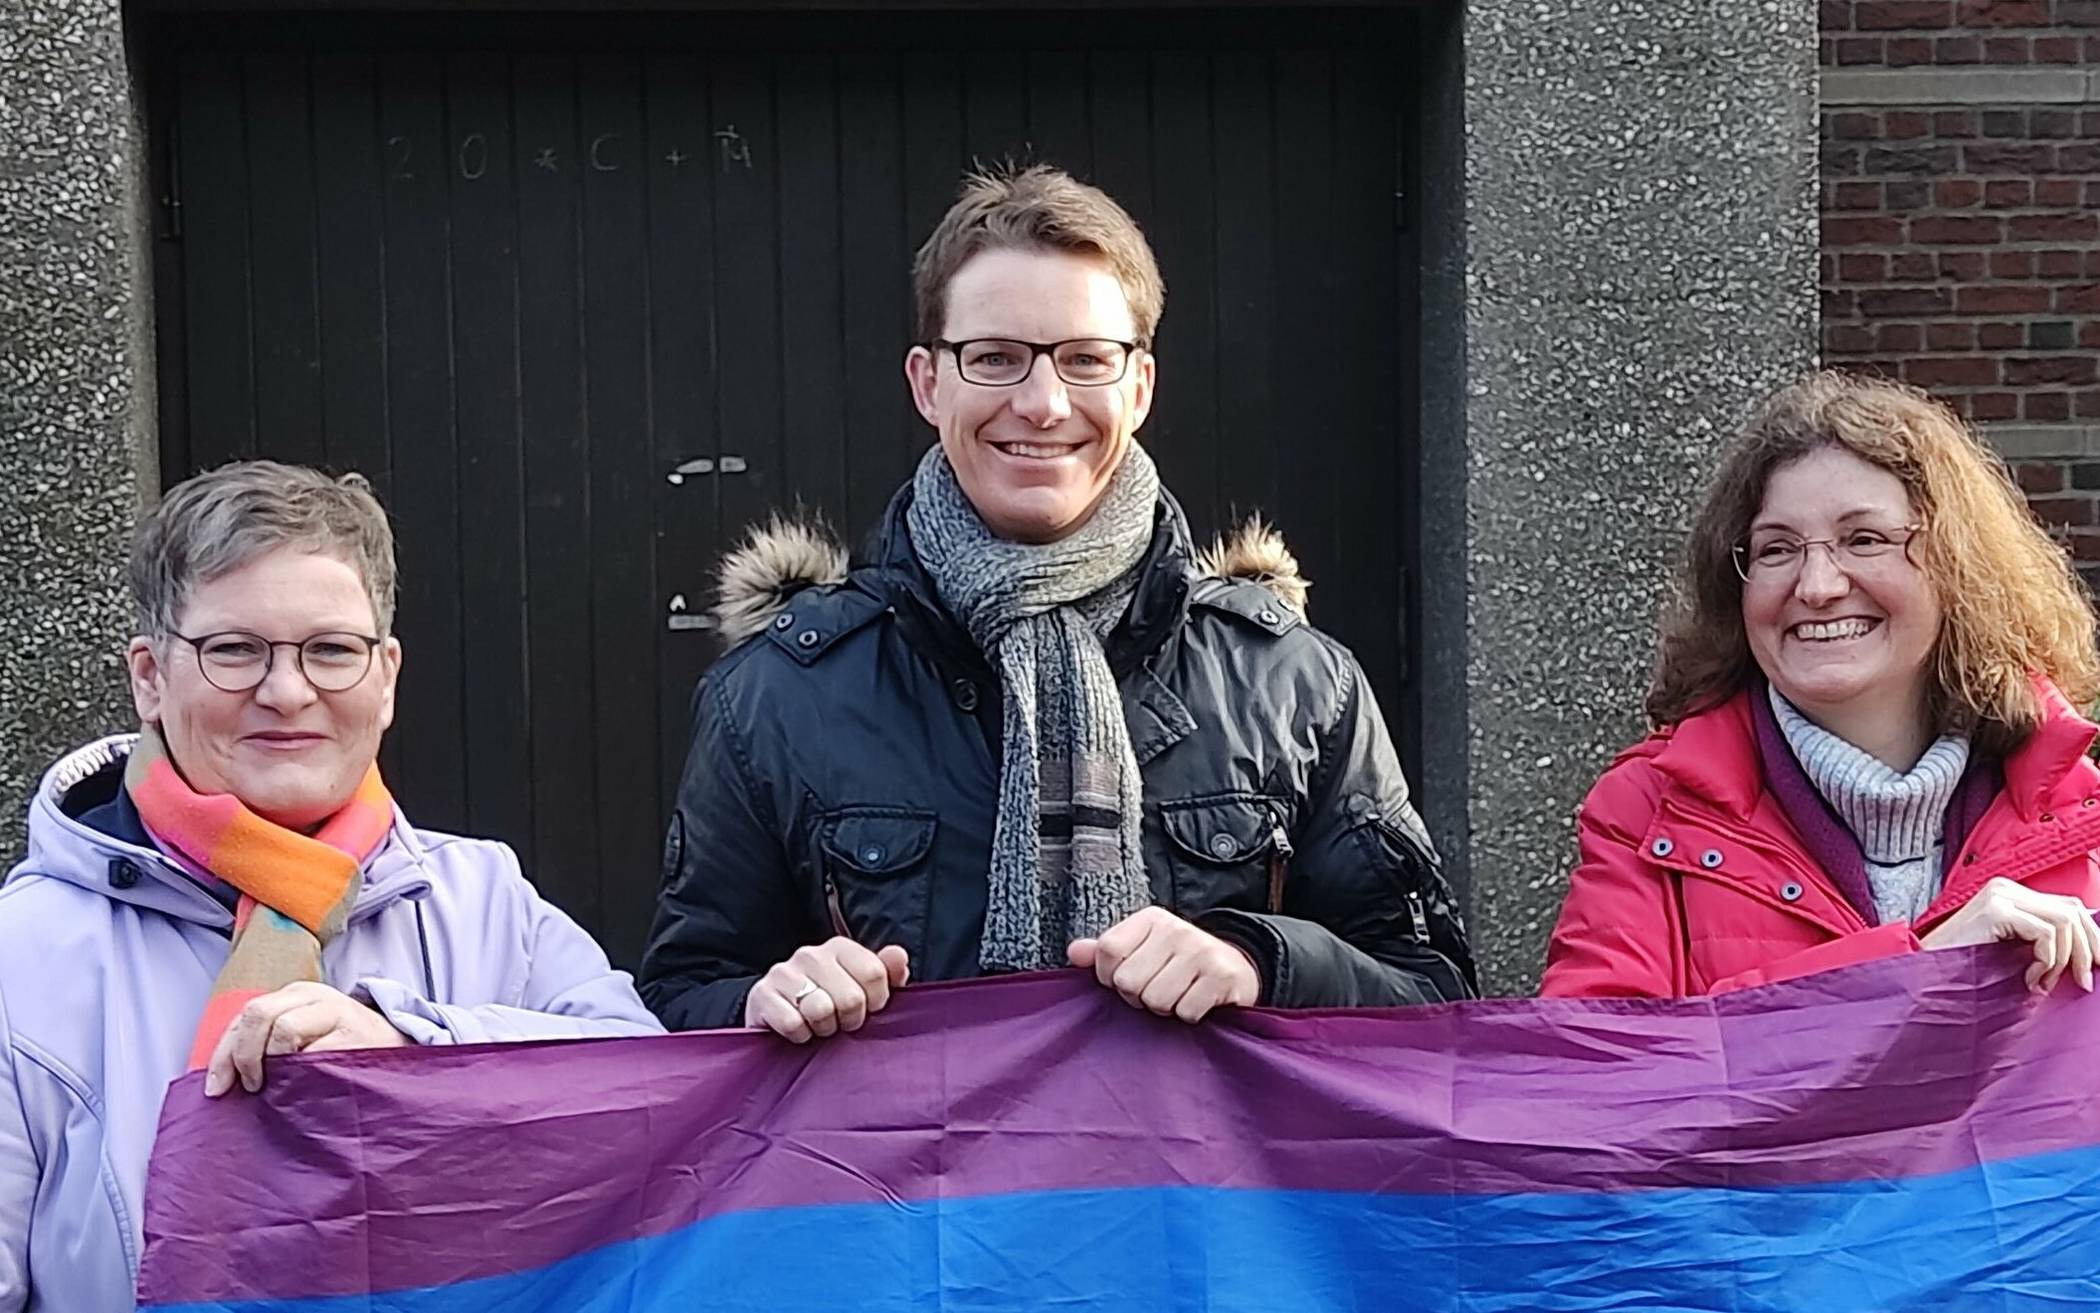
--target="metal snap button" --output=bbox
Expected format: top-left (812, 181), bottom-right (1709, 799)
top-left (1209, 833), bottom-right (1238, 859)
top-left (796, 630), bottom-right (821, 648)
top-left (860, 845), bottom-right (886, 866)
top-left (951, 679), bottom-right (980, 712)
top-left (1650, 837), bottom-right (1674, 858)
top-left (773, 612), bottom-right (794, 630)
top-left (1257, 608), bottom-right (1281, 625)
top-left (107, 859), bottom-right (140, 890)
top-left (1700, 849), bottom-right (1723, 869)
top-left (1780, 882), bottom-right (1804, 902)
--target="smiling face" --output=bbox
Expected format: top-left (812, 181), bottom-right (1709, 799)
top-left (1742, 447), bottom-right (1942, 746)
top-left (904, 246), bottom-right (1156, 543)
top-left (129, 547), bottom-right (402, 830)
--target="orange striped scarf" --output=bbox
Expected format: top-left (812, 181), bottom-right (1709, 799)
top-left (124, 726), bottom-right (394, 1070)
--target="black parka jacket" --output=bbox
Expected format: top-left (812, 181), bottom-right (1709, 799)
top-left (639, 487), bottom-right (1476, 1031)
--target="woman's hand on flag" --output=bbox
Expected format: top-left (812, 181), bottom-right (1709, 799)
top-left (203, 981), bottom-right (409, 1097)
top-left (1921, 877), bottom-right (2100, 994)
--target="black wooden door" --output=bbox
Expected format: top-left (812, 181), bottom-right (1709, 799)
top-left (147, 10), bottom-right (1422, 967)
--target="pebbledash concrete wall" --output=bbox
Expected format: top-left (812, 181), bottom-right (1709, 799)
top-left (0, 0), bottom-right (156, 868)
top-left (0, 0), bottom-right (1819, 993)
top-left (1417, 0), bottom-right (1820, 992)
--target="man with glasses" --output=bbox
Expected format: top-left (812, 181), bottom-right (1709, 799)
top-left (640, 164), bottom-right (1474, 1042)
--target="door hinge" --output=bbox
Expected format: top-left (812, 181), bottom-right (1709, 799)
top-left (1395, 565), bottom-right (1412, 684)
top-left (1393, 140), bottom-right (1408, 233)
top-left (158, 116), bottom-right (183, 241)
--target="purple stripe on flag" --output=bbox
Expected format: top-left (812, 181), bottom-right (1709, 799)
top-left (141, 946), bottom-right (2100, 1306)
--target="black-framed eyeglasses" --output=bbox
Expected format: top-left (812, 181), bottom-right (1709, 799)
top-left (932, 337), bottom-right (1143, 388)
top-left (170, 630), bottom-right (383, 693)
top-left (1731, 524), bottom-right (1925, 583)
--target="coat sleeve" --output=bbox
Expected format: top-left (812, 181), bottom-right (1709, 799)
top-left (637, 671), bottom-right (808, 1031)
top-left (0, 987), bottom-right (32, 1313)
top-left (1541, 766), bottom-right (1924, 998)
top-left (1540, 770), bottom-right (1685, 998)
top-left (1199, 656), bottom-right (1476, 1007)
top-left (356, 882), bottom-right (665, 1044)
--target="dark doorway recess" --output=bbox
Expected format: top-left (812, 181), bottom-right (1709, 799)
top-left (144, 9), bottom-right (1425, 967)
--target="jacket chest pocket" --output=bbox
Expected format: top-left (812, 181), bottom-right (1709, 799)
top-left (1159, 793), bottom-right (1291, 914)
top-left (817, 807), bottom-right (939, 955)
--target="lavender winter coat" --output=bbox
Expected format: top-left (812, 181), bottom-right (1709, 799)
top-left (0, 735), bottom-right (664, 1313)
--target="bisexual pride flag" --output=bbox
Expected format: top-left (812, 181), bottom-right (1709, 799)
top-left (141, 947), bottom-right (2100, 1311)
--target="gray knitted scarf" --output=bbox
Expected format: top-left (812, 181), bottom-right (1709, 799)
top-left (906, 443), bottom-right (1161, 972)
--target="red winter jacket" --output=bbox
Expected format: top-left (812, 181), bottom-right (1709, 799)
top-left (1542, 681), bottom-right (2100, 998)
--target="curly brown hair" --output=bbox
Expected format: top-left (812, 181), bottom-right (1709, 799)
top-left (1647, 371), bottom-right (2099, 756)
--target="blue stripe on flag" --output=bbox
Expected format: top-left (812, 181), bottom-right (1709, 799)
top-left (146, 1143), bottom-right (2100, 1313)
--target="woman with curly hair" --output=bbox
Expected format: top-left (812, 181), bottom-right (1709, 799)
top-left (1543, 371), bottom-right (2100, 997)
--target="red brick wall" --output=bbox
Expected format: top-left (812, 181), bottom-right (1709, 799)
top-left (1819, 1), bottom-right (2100, 581)
top-left (2008, 457), bottom-right (2100, 591)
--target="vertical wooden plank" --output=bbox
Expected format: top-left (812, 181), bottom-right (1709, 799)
top-left (1210, 51), bottom-right (1275, 536)
top-left (311, 54), bottom-right (389, 494)
top-left (177, 51), bottom-right (255, 473)
top-left (838, 52), bottom-right (912, 536)
top-left (645, 53), bottom-right (723, 818)
top-left (708, 53), bottom-right (783, 546)
top-left (1269, 51), bottom-right (1339, 612)
top-left (1087, 49), bottom-right (1163, 510)
top-left (1144, 51), bottom-right (1220, 535)
top-left (1025, 49), bottom-right (1090, 178)
top-left (774, 53), bottom-right (848, 518)
top-left (445, 52), bottom-right (534, 862)
top-left (902, 51), bottom-right (963, 247)
top-left (579, 55), bottom-right (659, 967)
top-left (963, 55), bottom-right (1027, 168)
top-left (900, 52), bottom-right (962, 474)
top-left (514, 54), bottom-right (599, 929)
top-left (1087, 51), bottom-right (1153, 225)
top-left (149, 52), bottom-right (193, 485)
top-left (242, 55), bottom-right (325, 468)
top-left (1333, 45), bottom-right (1408, 741)
top-left (378, 53), bottom-right (467, 834)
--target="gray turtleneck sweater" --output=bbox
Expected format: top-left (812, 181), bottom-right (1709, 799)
top-left (1769, 686), bottom-right (1970, 925)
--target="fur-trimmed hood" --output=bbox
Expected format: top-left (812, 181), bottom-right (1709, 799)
top-left (714, 512), bottom-right (1308, 646)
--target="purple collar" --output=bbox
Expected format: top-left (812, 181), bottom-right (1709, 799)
top-left (1748, 684), bottom-right (1999, 926)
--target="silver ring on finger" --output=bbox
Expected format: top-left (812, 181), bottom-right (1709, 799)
top-left (790, 977), bottom-right (821, 1005)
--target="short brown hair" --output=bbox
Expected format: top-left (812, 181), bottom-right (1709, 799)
top-left (1648, 371), bottom-right (2100, 755)
top-left (131, 460), bottom-right (399, 639)
top-left (911, 163), bottom-right (1166, 346)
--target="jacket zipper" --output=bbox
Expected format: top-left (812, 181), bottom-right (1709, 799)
top-left (1405, 889), bottom-right (1430, 944)
top-left (1366, 812), bottom-right (1438, 944)
top-left (823, 871), bottom-right (854, 941)
top-left (1265, 818), bottom-right (1294, 915)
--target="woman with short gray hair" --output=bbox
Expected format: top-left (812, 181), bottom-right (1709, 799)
top-left (0, 460), bottom-right (660, 1313)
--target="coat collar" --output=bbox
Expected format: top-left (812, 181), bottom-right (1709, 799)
top-left (1656, 676), bottom-right (2100, 825)
top-left (2001, 678), bottom-right (2100, 821)
top-left (28, 734), bottom-right (434, 931)
top-left (859, 476), bottom-right (1198, 680)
